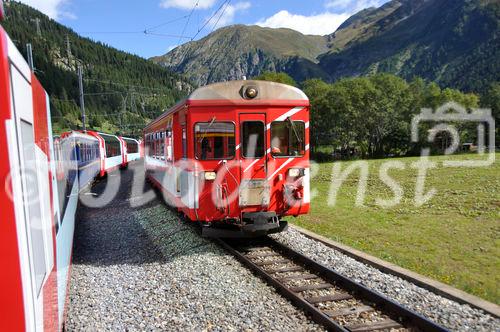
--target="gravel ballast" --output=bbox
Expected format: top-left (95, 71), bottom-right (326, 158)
top-left (271, 228), bottom-right (500, 331)
top-left (66, 163), bottom-right (322, 331)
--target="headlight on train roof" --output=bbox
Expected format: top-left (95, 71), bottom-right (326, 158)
top-left (204, 171), bottom-right (217, 181)
top-left (288, 168), bottom-right (305, 178)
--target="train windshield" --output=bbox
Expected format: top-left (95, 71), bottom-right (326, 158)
top-left (242, 121), bottom-right (265, 158)
top-left (270, 120), bottom-right (305, 157)
top-left (195, 122), bottom-right (235, 160)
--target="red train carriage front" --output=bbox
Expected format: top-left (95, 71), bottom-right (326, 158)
top-left (144, 80), bottom-right (310, 237)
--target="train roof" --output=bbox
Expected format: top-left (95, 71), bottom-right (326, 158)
top-left (60, 131), bottom-right (99, 141)
top-left (188, 80), bottom-right (308, 102)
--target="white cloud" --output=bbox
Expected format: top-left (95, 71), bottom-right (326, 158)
top-left (160, 0), bottom-right (217, 10)
top-left (325, 0), bottom-right (385, 13)
top-left (256, 10), bottom-right (350, 36)
top-left (211, 1), bottom-right (251, 29)
top-left (18, 0), bottom-right (74, 20)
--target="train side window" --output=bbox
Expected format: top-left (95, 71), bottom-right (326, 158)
top-left (125, 139), bottom-right (138, 154)
top-left (270, 121), bottom-right (305, 157)
top-left (194, 122), bottom-right (235, 160)
top-left (242, 121), bottom-right (265, 158)
top-left (101, 134), bottom-right (121, 158)
top-left (166, 128), bottom-right (173, 162)
top-left (182, 127), bottom-right (187, 159)
top-left (20, 120), bottom-right (47, 295)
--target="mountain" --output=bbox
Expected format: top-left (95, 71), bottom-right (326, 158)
top-left (151, 25), bottom-right (330, 86)
top-left (320, 0), bottom-right (500, 93)
top-left (2, 1), bottom-right (191, 136)
top-left (154, 0), bottom-right (500, 93)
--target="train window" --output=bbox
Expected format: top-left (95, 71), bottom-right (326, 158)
top-left (182, 127), bottom-right (187, 159)
top-left (20, 120), bottom-right (46, 295)
top-left (270, 120), bottom-right (305, 157)
top-left (242, 121), bottom-right (265, 158)
top-left (101, 134), bottom-right (121, 158)
top-left (124, 138), bottom-right (138, 154)
top-left (195, 122), bottom-right (235, 160)
top-left (166, 129), bottom-right (173, 162)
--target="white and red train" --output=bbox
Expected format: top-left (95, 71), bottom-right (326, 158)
top-left (0, 25), bottom-right (141, 331)
top-left (144, 80), bottom-right (311, 237)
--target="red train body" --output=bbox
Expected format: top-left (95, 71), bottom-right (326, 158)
top-left (144, 80), bottom-right (311, 237)
top-left (0, 24), bottom-right (142, 330)
top-left (0, 25), bottom-right (74, 331)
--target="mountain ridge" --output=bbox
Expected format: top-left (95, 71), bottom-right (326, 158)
top-left (153, 0), bottom-right (500, 93)
top-left (151, 24), bottom-right (330, 85)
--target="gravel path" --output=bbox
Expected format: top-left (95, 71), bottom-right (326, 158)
top-left (271, 228), bottom-right (500, 331)
top-left (66, 163), bottom-right (322, 331)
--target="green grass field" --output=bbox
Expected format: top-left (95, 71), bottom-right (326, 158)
top-left (293, 153), bottom-right (500, 304)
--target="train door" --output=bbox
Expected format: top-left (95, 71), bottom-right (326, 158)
top-left (240, 113), bottom-right (267, 180)
top-left (9, 58), bottom-right (54, 329)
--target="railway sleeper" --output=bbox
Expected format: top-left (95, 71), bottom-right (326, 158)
top-left (254, 259), bottom-right (291, 266)
top-left (323, 305), bottom-right (375, 318)
top-left (306, 293), bottom-right (354, 304)
top-left (344, 318), bottom-right (403, 332)
top-left (277, 273), bottom-right (319, 282)
top-left (290, 283), bottom-right (334, 293)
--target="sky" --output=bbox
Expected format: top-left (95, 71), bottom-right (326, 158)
top-left (18, 0), bottom-right (389, 58)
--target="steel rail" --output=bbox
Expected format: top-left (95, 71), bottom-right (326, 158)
top-left (216, 237), bottom-right (449, 332)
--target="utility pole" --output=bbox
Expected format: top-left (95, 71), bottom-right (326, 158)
top-left (31, 18), bottom-right (41, 36)
top-left (77, 64), bottom-right (86, 131)
top-left (26, 43), bottom-right (34, 71)
top-left (66, 35), bottom-right (72, 59)
top-left (120, 93), bottom-right (128, 134)
top-left (130, 88), bottom-right (136, 114)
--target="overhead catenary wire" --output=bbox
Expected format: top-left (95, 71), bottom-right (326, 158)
top-left (177, 0), bottom-right (200, 46)
top-left (192, 0), bottom-right (230, 40)
top-left (83, 78), bottom-right (180, 93)
top-left (210, 0), bottom-right (231, 33)
top-left (176, 0), bottom-right (231, 62)
top-left (144, 14), bottom-right (191, 33)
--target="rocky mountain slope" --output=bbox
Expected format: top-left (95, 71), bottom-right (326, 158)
top-left (153, 0), bottom-right (500, 93)
top-left (151, 25), bottom-right (330, 85)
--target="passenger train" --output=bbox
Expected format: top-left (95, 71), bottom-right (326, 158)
top-left (0, 25), bottom-right (141, 331)
top-left (144, 80), bottom-right (310, 237)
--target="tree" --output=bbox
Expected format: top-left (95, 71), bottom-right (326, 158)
top-left (481, 82), bottom-right (500, 147)
top-left (254, 71), bottom-right (297, 87)
top-left (302, 79), bottom-right (334, 150)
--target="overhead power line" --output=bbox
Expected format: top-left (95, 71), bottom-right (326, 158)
top-left (192, 0), bottom-right (230, 40)
top-left (144, 14), bottom-right (190, 33)
top-left (211, 0), bottom-right (231, 33)
top-left (177, 0), bottom-right (200, 46)
top-left (81, 30), bottom-right (191, 39)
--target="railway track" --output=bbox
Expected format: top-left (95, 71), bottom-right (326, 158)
top-left (217, 237), bottom-right (449, 332)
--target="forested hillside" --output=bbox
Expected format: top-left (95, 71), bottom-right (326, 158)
top-left (2, 1), bottom-right (191, 136)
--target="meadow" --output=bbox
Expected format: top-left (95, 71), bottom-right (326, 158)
top-left (293, 153), bottom-right (500, 304)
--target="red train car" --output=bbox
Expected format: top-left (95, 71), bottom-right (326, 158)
top-left (0, 25), bottom-right (77, 331)
top-left (144, 80), bottom-right (310, 237)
